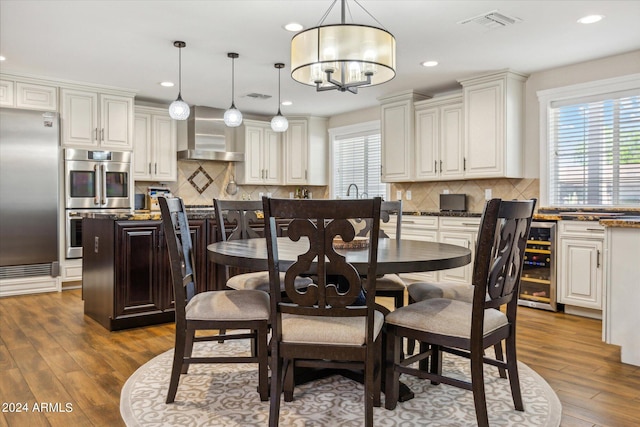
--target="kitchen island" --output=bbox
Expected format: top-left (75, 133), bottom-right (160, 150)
top-left (81, 209), bottom-right (289, 330)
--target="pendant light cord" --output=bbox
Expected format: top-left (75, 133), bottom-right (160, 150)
top-left (178, 46), bottom-right (182, 96)
top-left (277, 66), bottom-right (282, 114)
top-left (231, 56), bottom-right (236, 108)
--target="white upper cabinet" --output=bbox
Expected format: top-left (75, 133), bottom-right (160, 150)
top-left (0, 80), bottom-right (14, 106)
top-left (459, 70), bottom-right (527, 179)
top-left (133, 106), bottom-right (177, 182)
top-left (16, 82), bottom-right (58, 110)
top-left (61, 87), bottom-right (134, 149)
top-left (235, 120), bottom-right (282, 185)
top-left (414, 94), bottom-right (464, 181)
top-left (284, 117), bottom-right (328, 186)
top-left (379, 91), bottom-right (429, 182)
top-left (1, 77), bottom-right (57, 110)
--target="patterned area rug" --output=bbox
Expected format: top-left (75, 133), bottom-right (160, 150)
top-left (121, 339), bottom-right (561, 426)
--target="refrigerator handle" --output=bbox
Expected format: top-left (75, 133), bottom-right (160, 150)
top-left (101, 164), bottom-right (107, 205)
top-left (94, 164), bottom-right (100, 205)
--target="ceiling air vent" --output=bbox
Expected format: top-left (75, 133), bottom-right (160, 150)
top-left (245, 93), bottom-right (272, 100)
top-left (458, 10), bottom-right (522, 29)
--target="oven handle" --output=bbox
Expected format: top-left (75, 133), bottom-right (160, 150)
top-left (94, 164), bottom-right (100, 205)
top-left (101, 164), bottom-right (107, 205)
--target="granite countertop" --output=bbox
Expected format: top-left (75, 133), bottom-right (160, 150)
top-left (79, 209), bottom-right (218, 221)
top-left (80, 206), bottom-right (640, 228)
top-left (599, 217), bottom-right (640, 229)
top-left (404, 211), bottom-right (482, 218)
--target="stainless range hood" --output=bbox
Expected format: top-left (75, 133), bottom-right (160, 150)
top-left (177, 106), bottom-right (244, 162)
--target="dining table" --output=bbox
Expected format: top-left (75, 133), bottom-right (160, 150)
top-left (207, 237), bottom-right (472, 276)
top-left (207, 236), bottom-right (472, 401)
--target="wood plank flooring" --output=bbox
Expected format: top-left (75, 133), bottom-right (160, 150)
top-left (1, 289), bottom-right (639, 426)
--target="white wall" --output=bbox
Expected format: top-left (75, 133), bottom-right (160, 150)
top-left (327, 106), bottom-right (379, 129)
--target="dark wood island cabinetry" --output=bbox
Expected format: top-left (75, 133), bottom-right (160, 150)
top-left (82, 214), bottom-right (220, 331)
top-left (82, 211), bottom-right (292, 331)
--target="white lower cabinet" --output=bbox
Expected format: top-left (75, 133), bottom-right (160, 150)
top-left (557, 221), bottom-right (604, 316)
top-left (384, 215), bottom-right (479, 285)
top-left (437, 217), bottom-right (479, 284)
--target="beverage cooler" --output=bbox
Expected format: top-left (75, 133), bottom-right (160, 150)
top-left (518, 221), bottom-right (557, 311)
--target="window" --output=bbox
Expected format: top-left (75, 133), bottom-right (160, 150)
top-left (539, 75), bottom-right (640, 207)
top-left (329, 121), bottom-right (387, 199)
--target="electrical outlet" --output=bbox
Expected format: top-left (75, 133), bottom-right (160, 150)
top-left (406, 190), bottom-right (412, 200)
top-left (485, 189), bottom-right (492, 200)
top-left (396, 190), bottom-right (402, 200)
top-left (443, 189), bottom-right (450, 194)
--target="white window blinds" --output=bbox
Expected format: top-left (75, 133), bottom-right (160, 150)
top-left (548, 93), bottom-right (640, 206)
top-left (332, 131), bottom-right (386, 199)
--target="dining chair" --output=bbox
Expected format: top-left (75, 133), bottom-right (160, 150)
top-left (264, 197), bottom-right (384, 427)
top-left (384, 198), bottom-right (536, 427)
top-left (354, 200), bottom-right (406, 309)
top-left (159, 196), bottom-right (270, 403)
top-left (214, 198), bottom-right (313, 292)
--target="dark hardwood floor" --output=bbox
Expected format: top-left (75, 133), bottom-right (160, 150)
top-left (1, 289), bottom-right (639, 426)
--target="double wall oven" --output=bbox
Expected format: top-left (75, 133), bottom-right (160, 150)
top-left (65, 149), bottom-right (132, 258)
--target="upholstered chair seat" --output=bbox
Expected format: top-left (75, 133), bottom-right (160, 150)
top-left (281, 310), bottom-right (385, 345)
top-left (407, 281), bottom-right (475, 304)
top-left (226, 271), bottom-right (312, 292)
top-left (185, 289), bottom-right (270, 321)
top-left (386, 298), bottom-right (507, 338)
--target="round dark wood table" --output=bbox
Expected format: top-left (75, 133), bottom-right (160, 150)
top-left (207, 237), bottom-right (471, 276)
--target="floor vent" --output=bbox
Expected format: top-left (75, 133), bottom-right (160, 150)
top-left (0, 262), bottom-right (59, 280)
top-left (458, 10), bottom-right (522, 29)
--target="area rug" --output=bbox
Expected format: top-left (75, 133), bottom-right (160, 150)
top-left (121, 339), bottom-right (561, 426)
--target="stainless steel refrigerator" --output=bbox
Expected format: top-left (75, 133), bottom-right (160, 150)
top-left (0, 107), bottom-right (59, 278)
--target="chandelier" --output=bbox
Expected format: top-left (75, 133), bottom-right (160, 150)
top-left (290, 0), bottom-right (396, 94)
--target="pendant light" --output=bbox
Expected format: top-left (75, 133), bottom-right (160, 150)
top-left (168, 41), bottom-right (190, 120)
top-left (271, 63), bottom-right (289, 132)
top-left (223, 52), bottom-right (243, 127)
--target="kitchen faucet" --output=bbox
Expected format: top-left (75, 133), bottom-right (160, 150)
top-left (346, 183), bottom-right (359, 199)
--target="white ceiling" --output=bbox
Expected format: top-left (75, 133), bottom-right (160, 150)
top-left (1, 1), bottom-right (639, 118)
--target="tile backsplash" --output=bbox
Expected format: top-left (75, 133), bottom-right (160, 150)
top-left (390, 178), bottom-right (539, 213)
top-left (135, 161), bottom-right (538, 212)
top-left (135, 160), bottom-right (329, 206)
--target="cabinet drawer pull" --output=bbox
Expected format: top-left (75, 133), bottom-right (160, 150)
top-left (597, 249), bottom-right (601, 268)
top-left (461, 223), bottom-right (478, 227)
top-left (148, 162), bottom-right (152, 174)
top-left (586, 228), bottom-right (603, 232)
top-left (101, 128), bottom-right (104, 141)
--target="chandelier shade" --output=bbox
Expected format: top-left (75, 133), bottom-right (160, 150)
top-left (224, 52), bottom-right (243, 127)
top-left (169, 41), bottom-right (190, 120)
top-left (290, 1), bottom-right (396, 94)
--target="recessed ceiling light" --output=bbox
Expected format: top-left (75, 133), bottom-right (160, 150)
top-left (421, 60), bottom-right (438, 67)
top-left (284, 22), bottom-right (303, 32)
top-left (281, 100), bottom-right (293, 106)
top-left (578, 15), bottom-right (604, 24)
top-left (160, 81), bottom-right (175, 87)
top-left (0, 56), bottom-right (6, 61)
